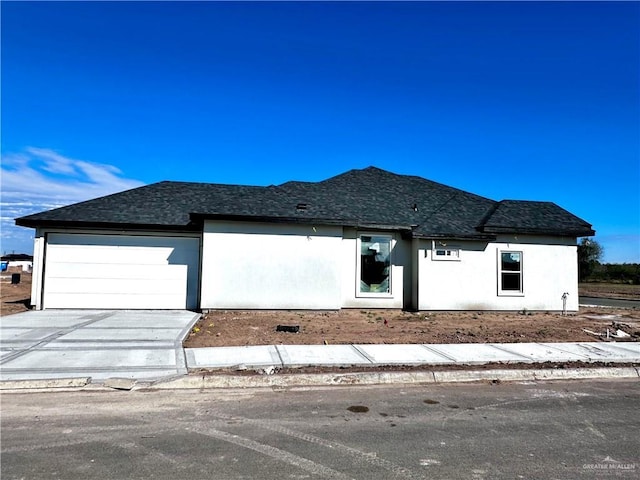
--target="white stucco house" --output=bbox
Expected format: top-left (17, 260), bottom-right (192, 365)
top-left (16, 167), bottom-right (594, 312)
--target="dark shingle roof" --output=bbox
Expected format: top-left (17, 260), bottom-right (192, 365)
top-left (478, 200), bottom-right (595, 237)
top-left (15, 166), bottom-right (595, 238)
top-left (1, 253), bottom-right (33, 261)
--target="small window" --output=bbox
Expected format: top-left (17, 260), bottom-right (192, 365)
top-left (433, 247), bottom-right (460, 261)
top-left (358, 234), bottom-right (392, 296)
top-left (499, 251), bottom-right (523, 294)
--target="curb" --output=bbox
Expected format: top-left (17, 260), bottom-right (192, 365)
top-left (1, 367), bottom-right (638, 392)
top-left (0, 377), bottom-right (92, 390)
top-left (147, 366), bottom-right (640, 390)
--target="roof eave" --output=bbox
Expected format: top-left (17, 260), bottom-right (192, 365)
top-left (412, 233), bottom-right (498, 241)
top-left (14, 218), bottom-right (200, 232)
top-left (481, 226), bottom-right (595, 237)
top-left (190, 213), bottom-right (414, 232)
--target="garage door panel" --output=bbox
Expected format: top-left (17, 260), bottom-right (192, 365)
top-left (44, 234), bottom-right (199, 309)
top-left (46, 263), bottom-right (187, 281)
top-left (46, 271), bottom-right (187, 296)
top-left (44, 293), bottom-right (188, 310)
top-left (47, 234), bottom-right (193, 248)
top-left (46, 244), bottom-right (177, 265)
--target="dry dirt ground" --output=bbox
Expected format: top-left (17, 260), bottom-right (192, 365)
top-left (184, 307), bottom-right (640, 347)
top-left (2, 274), bottom-right (638, 346)
top-left (0, 270), bottom-right (32, 316)
top-left (579, 282), bottom-right (640, 300)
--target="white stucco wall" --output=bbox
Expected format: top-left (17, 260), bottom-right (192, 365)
top-left (417, 235), bottom-right (579, 311)
top-left (341, 228), bottom-right (411, 309)
top-left (201, 221), bottom-right (343, 309)
top-left (29, 222), bottom-right (579, 312)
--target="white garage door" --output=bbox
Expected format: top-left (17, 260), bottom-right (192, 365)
top-left (43, 233), bottom-right (200, 309)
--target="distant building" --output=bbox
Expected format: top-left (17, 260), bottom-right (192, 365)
top-left (1, 253), bottom-right (33, 273)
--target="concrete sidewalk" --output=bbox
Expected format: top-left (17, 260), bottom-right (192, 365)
top-left (186, 342), bottom-right (640, 370)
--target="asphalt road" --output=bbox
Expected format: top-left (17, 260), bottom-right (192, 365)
top-left (580, 296), bottom-right (640, 309)
top-left (2, 380), bottom-right (639, 480)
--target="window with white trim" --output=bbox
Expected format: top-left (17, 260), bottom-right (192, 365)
top-left (357, 234), bottom-right (392, 296)
top-left (499, 251), bottom-right (523, 294)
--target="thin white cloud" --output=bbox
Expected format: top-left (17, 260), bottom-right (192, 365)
top-left (26, 147), bottom-right (78, 175)
top-left (1, 147), bottom-right (144, 254)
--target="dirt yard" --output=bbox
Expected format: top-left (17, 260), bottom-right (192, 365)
top-left (2, 274), bottom-right (638, 346)
top-left (0, 271), bottom-right (32, 316)
top-left (185, 307), bottom-right (640, 347)
top-left (579, 282), bottom-right (640, 300)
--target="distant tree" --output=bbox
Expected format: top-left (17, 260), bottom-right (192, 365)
top-left (577, 238), bottom-right (603, 281)
top-left (599, 263), bottom-right (640, 285)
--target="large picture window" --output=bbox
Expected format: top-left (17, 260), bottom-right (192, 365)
top-left (499, 251), bottom-right (523, 294)
top-left (358, 234), bottom-right (392, 295)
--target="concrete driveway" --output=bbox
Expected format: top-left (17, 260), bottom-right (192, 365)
top-left (0, 310), bottom-right (200, 382)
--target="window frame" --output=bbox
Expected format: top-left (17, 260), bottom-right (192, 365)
top-left (356, 233), bottom-right (393, 298)
top-left (498, 250), bottom-right (524, 296)
top-left (432, 246), bottom-right (461, 261)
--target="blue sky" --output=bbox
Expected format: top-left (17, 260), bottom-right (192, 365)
top-left (2, 1), bottom-right (638, 263)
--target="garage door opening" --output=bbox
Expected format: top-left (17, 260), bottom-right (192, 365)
top-left (42, 233), bottom-right (200, 309)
